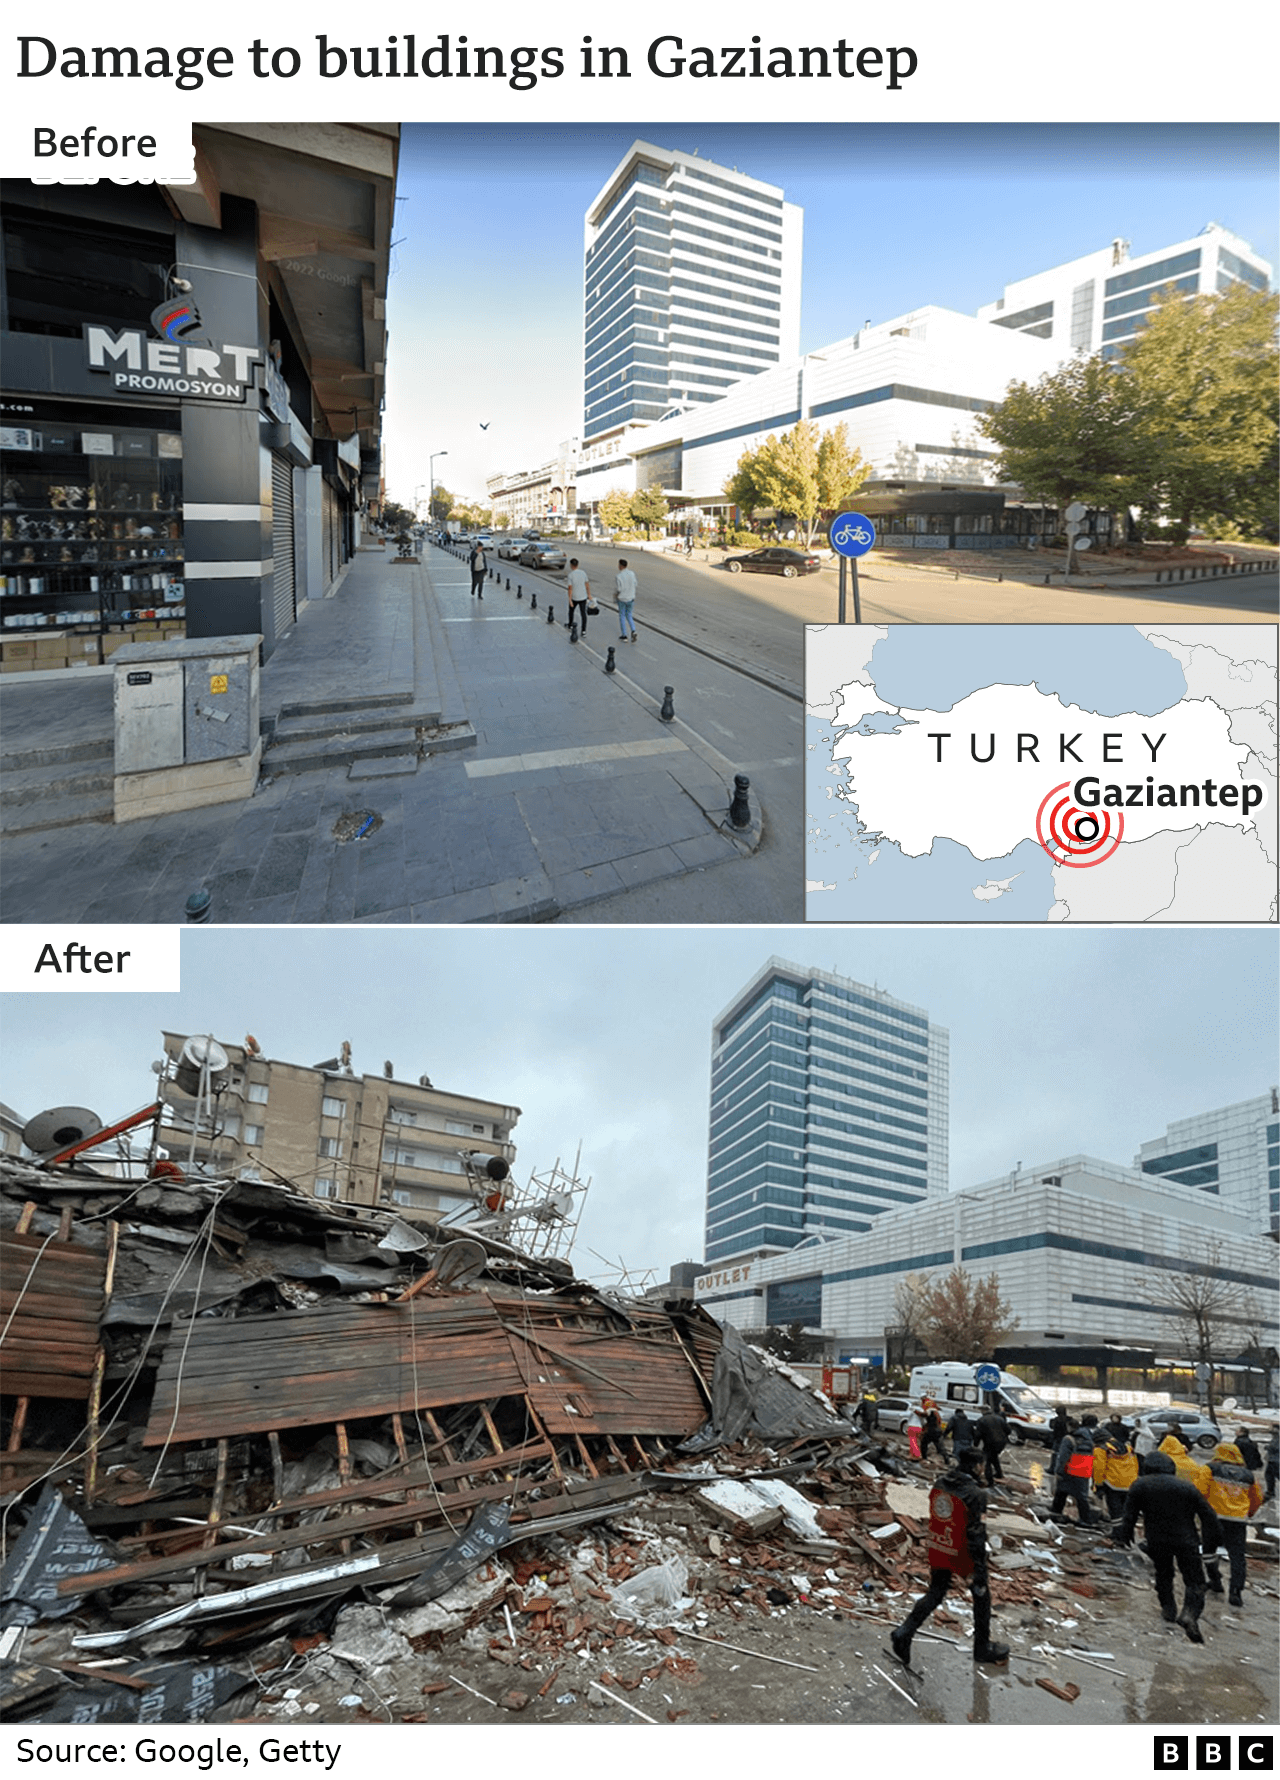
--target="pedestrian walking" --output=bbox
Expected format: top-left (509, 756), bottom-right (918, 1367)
top-left (920, 1398), bottom-right (947, 1465)
top-left (889, 1446), bottom-right (1010, 1669)
top-left (1234, 1427), bottom-right (1263, 1472)
top-left (977, 1405), bottom-right (1009, 1486)
top-left (1264, 1428), bottom-right (1278, 1502)
top-left (1202, 1440), bottom-right (1263, 1606)
top-left (1050, 1430), bottom-right (1096, 1525)
top-left (468, 538), bottom-right (487, 600)
top-left (565, 558), bottom-right (591, 635)
top-left (949, 1405), bottom-right (976, 1462)
top-left (615, 558), bottom-right (638, 641)
top-left (1115, 1450), bottom-right (1222, 1641)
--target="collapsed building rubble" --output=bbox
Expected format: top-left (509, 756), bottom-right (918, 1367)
top-left (3, 1140), bottom-right (1276, 1726)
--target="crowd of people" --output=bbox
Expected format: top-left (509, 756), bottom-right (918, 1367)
top-left (874, 1393), bottom-right (1275, 1665)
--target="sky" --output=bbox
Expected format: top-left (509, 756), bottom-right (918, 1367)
top-left (3, 925), bottom-right (1275, 1286)
top-left (381, 122), bottom-right (1279, 504)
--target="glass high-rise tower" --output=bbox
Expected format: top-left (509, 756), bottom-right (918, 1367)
top-left (705, 959), bottom-right (949, 1268)
top-left (582, 140), bottom-right (802, 444)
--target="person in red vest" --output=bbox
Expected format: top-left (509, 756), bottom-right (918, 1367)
top-left (889, 1445), bottom-right (1010, 1669)
top-left (1050, 1430), bottom-right (1097, 1525)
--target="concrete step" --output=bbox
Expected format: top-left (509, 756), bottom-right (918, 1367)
top-left (262, 720), bottom-right (477, 778)
top-left (1, 736), bottom-right (114, 772)
top-left (1, 756), bottom-right (114, 808)
top-left (2, 784), bottom-right (113, 835)
top-left (267, 704), bottom-right (443, 747)
top-left (274, 691), bottom-right (415, 721)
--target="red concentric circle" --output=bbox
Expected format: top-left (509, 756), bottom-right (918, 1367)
top-left (1035, 781), bottom-right (1124, 868)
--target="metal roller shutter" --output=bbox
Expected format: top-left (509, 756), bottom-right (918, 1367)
top-left (271, 454), bottom-right (296, 635)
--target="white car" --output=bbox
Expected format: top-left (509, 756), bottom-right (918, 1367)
top-left (1133, 1407), bottom-right (1222, 1450)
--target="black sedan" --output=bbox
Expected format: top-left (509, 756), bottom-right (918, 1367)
top-left (725, 546), bottom-right (821, 578)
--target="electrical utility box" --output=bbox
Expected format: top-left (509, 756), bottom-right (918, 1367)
top-left (112, 634), bottom-right (262, 822)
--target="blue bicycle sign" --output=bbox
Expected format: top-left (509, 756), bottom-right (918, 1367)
top-left (829, 511), bottom-right (876, 558)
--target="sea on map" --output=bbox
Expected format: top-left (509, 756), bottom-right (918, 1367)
top-left (805, 625), bottom-right (1278, 923)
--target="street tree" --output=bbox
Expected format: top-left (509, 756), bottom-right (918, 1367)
top-left (917, 1267), bottom-right (1017, 1361)
top-left (381, 500), bottom-right (414, 536)
top-left (429, 486), bottom-right (455, 525)
top-left (816, 423), bottom-right (871, 533)
top-left (630, 487), bottom-right (669, 537)
top-left (1120, 282), bottom-right (1279, 539)
top-left (598, 487), bottom-right (634, 534)
top-left (725, 421), bottom-right (870, 544)
top-left (1152, 1239), bottom-right (1254, 1420)
top-left (977, 353), bottom-right (1147, 520)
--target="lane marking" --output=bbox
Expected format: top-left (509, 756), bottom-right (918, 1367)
top-left (466, 737), bottom-right (688, 778)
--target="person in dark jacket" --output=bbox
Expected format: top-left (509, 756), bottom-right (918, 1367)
top-left (1103, 1411), bottom-right (1132, 1449)
top-left (1116, 1450), bottom-right (1222, 1641)
top-left (977, 1407), bottom-right (1010, 1485)
top-left (889, 1446), bottom-right (1010, 1669)
top-left (949, 1406), bottom-right (976, 1460)
top-left (468, 540), bottom-right (488, 599)
top-left (1047, 1408), bottom-right (1073, 1468)
top-left (1050, 1431), bottom-right (1096, 1524)
top-left (1265, 1429), bottom-right (1279, 1503)
top-left (1234, 1428), bottom-right (1263, 1472)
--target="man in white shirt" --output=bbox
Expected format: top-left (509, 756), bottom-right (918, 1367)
top-left (565, 558), bottom-right (591, 635)
top-left (615, 558), bottom-right (638, 641)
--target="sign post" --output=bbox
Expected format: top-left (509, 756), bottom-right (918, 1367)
top-left (829, 511), bottom-right (876, 623)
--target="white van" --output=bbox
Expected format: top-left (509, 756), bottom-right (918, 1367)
top-left (909, 1362), bottom-right (1055, 1446)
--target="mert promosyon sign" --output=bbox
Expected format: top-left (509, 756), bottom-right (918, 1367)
top-left (84, 325), bottom-right (262, 403)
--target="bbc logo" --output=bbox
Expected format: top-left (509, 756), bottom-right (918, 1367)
top-left (1153, 1738), bottom-right (1273, 1771)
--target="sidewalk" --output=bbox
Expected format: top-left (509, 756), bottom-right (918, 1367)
top-left (0, 545), bottom-right (761, 924)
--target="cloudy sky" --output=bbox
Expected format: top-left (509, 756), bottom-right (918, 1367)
top-left (381, 121), bottom-right (1278, 502)
top-left (4, 925), bottom-right (1275, 1284)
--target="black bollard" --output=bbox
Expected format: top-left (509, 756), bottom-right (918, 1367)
top-left (729, 773), bottom-right (752, 829)
top-left (660, 686), bottom-right (675, 722)
top-left (185, 887), bottom-right (212, 923)
top-left (605, 646), bottom-right (616, 674)
top-left (506, 576), bottom-right (510, 590)
top-left (569, 615), bottom-right (579, 643)
top-left (546, 604), bottom-right (555, 624)
top-left (530, 590), bottom-right (536, 609)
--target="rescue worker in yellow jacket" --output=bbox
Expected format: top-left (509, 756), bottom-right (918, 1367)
top-left (1202, 1441), bottom-right (1263, 1607)
top-left (1093, 1435), bottom-right (1140, 1522)
top-left (1158, 1432), bottom-right (1211, 1496)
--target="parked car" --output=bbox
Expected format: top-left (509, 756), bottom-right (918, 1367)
top-left (873, 1395), bottom-right (914, 1433)
top-left (497, 539), bottom-right (525, 560)
top-left (724, 546), bottom-right (821, 578)
top-left (1133, 1407), bottom-right (1222, 1450)
top-left (518, 543), bottom-right (567, 570)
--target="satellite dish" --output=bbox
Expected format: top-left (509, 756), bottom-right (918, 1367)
top-left (434, 1239), bottom-right (488, 1292)
top-left (377, 1217), bottom-right (433, 1254)
top-left (174, 1036), bottom-right (230, 1098)
top-left (23, 1106), bottom-right (102, 1156)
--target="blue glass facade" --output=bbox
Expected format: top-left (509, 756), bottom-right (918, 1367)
top-left (583, 150), bottom-right (792, 445)
top-left (704, 966), bottom-right (943, 1266)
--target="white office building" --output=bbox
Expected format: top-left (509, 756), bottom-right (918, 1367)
top-left (976, 223), bottom-right (1272, 363)
top-left (1137, 1088), bottom-right (1280, 1237)
top-left (582, 141), bottom-right (802, 447)
top-left (610, 305), bottom-right (1054, 510)
top-left (695, 1152), bottom-right (1279, 1369)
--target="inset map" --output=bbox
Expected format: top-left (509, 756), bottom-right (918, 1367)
top-left (806, 624), bottom-right (1278, 922)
